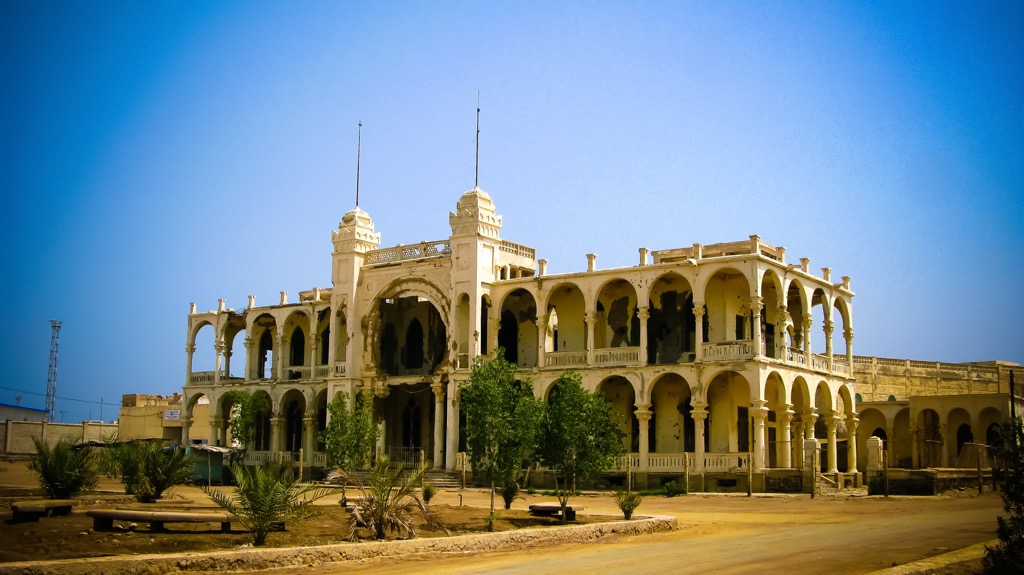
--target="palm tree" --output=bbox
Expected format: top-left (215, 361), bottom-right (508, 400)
top-left (205, 465), bottom-right (328, 546)
top-left (337, 455), bottom-right (447, 541)
top-left (28, 437), bottom-right (98, 499)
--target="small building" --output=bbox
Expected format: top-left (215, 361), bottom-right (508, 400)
top-left (0, 403), bottom-right (48, 423)
top-left (118, 393), bottom-right (210, 443)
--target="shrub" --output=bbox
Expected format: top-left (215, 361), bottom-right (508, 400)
top-left (340, 455), bottom-right (447, 541)
top-left (985, 417), bottom-right (1024, 572)
top-left (614, 490), bottom-right (644, 519)
top-left (421, 481), bottom-right (438, 505)
top-left (500, 479), bottom-right (521, 510)
top-left (102, 440), bottom-right (196, 502)
top-left (28, 437), bottom-right (98, 499)
top-left (206, 465), bottom-right (328, 546)
top-left (663, 479), bottom-right (686, 497)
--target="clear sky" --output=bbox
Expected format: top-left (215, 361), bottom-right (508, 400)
top-left (2, 1), bottom-right (1022, 423)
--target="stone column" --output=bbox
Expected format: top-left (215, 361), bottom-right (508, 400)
top-left (693, 303), bottom-right (705, 362)
top-left (303, 416), bottom-right (316, 464)
top-left (779, 407), bottom-right (794, 468)
top-left (243, 337), bottom-right (254, 380)
top-left (209, 416), bottom-right (223, 447)
top-left (309, 331), bottom-right (319, 373)
top-left (270, 416), bottom-right (283, 454)
top-left (910, 424), bottom-right (920, 468)
top-left (792, 421), bottom-right (804, 468)
top-left (885, 424), bottom-right (896, 467)
top-left (803, 409), bottom-right (818, 440)
top-left (635, 406), bottom-right (652, 473)
top-left (692, 405), bottom-right (708, 473)
top-left (802, 314), bottom-right (813, 368)
top-left (825, 413), bottom-right (839, 473)
top-left (844, 328), bottom-right (855, 372)
top-left (223, 349), bottom-right (233, 379)
top-left (585, 312), bottom-right (595, 366)
top-left (432, 382), bottom-right (445, 468)
top-left (637, 306), bottom-right (650, 366)
top-left (824, 320), bottom-right (834, 372)
top-left (939, 423), bottom-right (949, 468)
top-left (182, 417), bottom-right (192, 446)
top-left (185, 343), bottom-right (196, 385)
top-left (445, 380), bottom-right (460, 470)
top-left (536, 316), bottom-right (547, 370)
top-left (751, 401), bottom-right (768, 472)
top-left (750, 298), bottom-right (764, 357)
top-left (214, 340), bottom-right (225, 384)
top-left (275, 334), bottom-right (285, 381)
top-left (847, 416), bottom-right (859, 473)
top-left (779, 306), bottom-right (792, 359)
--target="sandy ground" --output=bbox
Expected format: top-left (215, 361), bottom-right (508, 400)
top-left (0, 460), bottom-right (1003, 574)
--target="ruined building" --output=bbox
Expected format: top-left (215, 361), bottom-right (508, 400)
top-left (182, 188), bottom-right (1019, 490)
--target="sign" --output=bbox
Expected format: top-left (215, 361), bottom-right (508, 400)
top-left (164, 409), bottom-right (180, 421)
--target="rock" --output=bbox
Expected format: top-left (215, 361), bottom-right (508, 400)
top-left (128, 522), bottom-right (138, 531)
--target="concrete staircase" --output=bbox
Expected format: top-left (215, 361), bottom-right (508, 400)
top-left (332, 468), bottom-right (463, 490)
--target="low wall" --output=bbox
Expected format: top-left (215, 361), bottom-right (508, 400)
top-left (866, 468), bottom-right (993, 496)
top-left (1, 420), bottom-right (119, 455)
top-left (0, 515), bottom-right (677, 575)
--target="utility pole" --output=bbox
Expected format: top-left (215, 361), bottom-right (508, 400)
top-left (46, 320), bottom-right (61, 422)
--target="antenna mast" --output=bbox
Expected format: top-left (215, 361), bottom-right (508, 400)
top-left (474, 92), bottom-right (480, 188)
top-left (355, 121), bottom-right (362, 208)
top-left (46, 320), bottom-right (61, 422)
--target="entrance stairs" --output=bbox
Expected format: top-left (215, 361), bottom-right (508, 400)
top-left (329, 468), bottom-right (463, 490)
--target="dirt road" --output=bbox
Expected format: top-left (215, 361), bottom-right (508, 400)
top-left (265, 490), bottom-right (1001, 575)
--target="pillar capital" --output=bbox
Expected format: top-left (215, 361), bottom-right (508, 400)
top-left (692, 303), bottom-right (705, 318)
top-left (431, 382), bottom-right (446, 402)
top-left (749, 296), bottom-right (763, 314)
top-left (637, 306), bottom-right (650, 321)
top-left (634, 409), bottom-right (652, 422)
top-left (844, 327), bottom-right (854, 341)
top-left (186, 343), bottom-right (196, 354)
top-left (823, 320), bottom-right (835, 337)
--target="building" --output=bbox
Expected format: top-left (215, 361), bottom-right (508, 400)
top-left (118, 393), bottom-right (210, 443)
top-left (181, 187), bottom-right (1018, 491)
top-left (0, 403), bottom-right (48, 423)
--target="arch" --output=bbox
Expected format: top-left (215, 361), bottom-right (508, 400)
top-left (498, 288), bottom-right (538, 368)
top-left (288, 326), bottom-right (306, 379)
top-left (918, 408), bottom-right (942, 467)
top-left (979, 406), bottom-right (1004, 447)
top-left (191, 322), bottom-right (216, 375)
top-left (810, 287), bottom-right (829, 355)
top-left (759, 270), bottom-right (784, 359)
top-left (785, 279), bottom-right (807, 350)
top-left (314, 388), bottom-right (328, 451)
top-left (763, 371), bottom-right (787, 468)
top-left (892, 407), bottom-right (911, 467)
top-left (703, 267), bottom-right (752, 345)
top-left (948, 407), bottom-right (972, 461)
top-left (251, 313), bottom-right (278, 380)
top-left (545, 282), bottom-right (586, 354)
top-left (831, 297), bottom-right (852, 358)
top-left (281, 389), bottom-right (307, 453)
top-left (706, 370), bottom-right (751, 453)
top-left (598, 376), bottom-right (637, 452)
top-left (594, 278), bottom-right (639, 349)
top-left (647, 272), bottom-right (696, 364)
top-left (649, 373), bottom-right (694, 453)
top-left (856, 407), bottom-right (887, 472)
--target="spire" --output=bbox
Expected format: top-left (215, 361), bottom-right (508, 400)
top-left (355, 121), bottom-right (362, 208)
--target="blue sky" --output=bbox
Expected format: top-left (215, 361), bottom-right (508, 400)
top-left (2, 2), bottom-right (1022, 422)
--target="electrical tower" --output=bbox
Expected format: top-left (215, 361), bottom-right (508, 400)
top-left (46, 320), bottom-right (61, 422)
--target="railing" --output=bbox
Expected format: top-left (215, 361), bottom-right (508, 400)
top-left (388, 446), bottom-right (425, 468)
top-left (649, 453), bottom-right (693, 470)
top-left (703, 452), bottom-right (749, 472)
top-left (312, 451), bottom-right (327, 467)
top-left (811, 353), bottom-right (829, 371)
top-left (314, 365), bottom-right (331, 379)
top-left (457, 353), bottom-right (470, 370)
top-left (365, 240), bottom-right (452, 265)
top-left (499, 240), bottom-right (536, 260)
top-left (832, 357), bottom-right (850, 375)
top-left (702, 341), bottom-right (754, 361)
top-left (243, 451), bottom-right (275, 466)
top-left (786, 347), bottom-right (805, 365)
top-left (544, 350), bottom-right (587, 368)
top-left (287, 366), bottom-right (311, 380)
top-left (455, 452), bottom-right (471, 471)
top-left (189, 371), bottom-right (216, 384)
top-left (334, 362), bottom-right (346, 377)
top-left (610, 452), bottom-right (745, 473)
top-left (593, 347), bottom-right (640, 366)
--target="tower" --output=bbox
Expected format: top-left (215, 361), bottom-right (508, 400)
top-left (46, 320), bottom-right (61, 422)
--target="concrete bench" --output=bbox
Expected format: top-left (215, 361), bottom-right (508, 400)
top-left (86, 509), bottom-right (232, 532)
top-left (529, 502), bottom-right (584, 521)
top-left (11, 499), bottom-right (78, 523)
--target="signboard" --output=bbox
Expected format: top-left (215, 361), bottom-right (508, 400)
top-left (164, 409), bottom-right (181, 421)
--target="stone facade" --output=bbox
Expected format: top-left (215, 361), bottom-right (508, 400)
top-left (180, 188), bottom-right (1019, 488)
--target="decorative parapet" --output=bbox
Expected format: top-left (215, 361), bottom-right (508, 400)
top-left (499, 240), bottom-right (536, 260)
top-left (544, 351), bottom-right (587, 368)
top-left (593, 347), bottom-right (641, 366)
top-left (365, 240), bottom-right (452, 266)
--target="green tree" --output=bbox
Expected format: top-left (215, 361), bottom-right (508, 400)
top-left (339, 455), bottom-right (446, 541)
top-left (985, 416), bottom-right (1024, 572)
top-left (320, 391), bottom-right (380, 504)
top-left (224, 390), bottom-right (271, 450)
top-left (537, 371), bottom-right (625, 522)
top-left (101, 440), bottom-right (196, 502)
top-left (206, 464), bottom-right (328, 546)
top-left (460, 348), bottom-right (544, 520)
top-left (28, 436), bottom-right (99, 499)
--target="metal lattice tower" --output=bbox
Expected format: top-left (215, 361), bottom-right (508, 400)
top-left (46, 320), bottom-right (61, 422)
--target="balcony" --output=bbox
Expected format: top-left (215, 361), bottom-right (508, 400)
top-left (544, 351), bottom-right (587, 368)
top-left (702, 341), bottom-right (755, 361)
top-left (593, 347), bottom-right (641, 367)
top-left (610, 452), bottom-right (749, 473)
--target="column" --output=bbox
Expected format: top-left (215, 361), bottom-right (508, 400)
top-left (185, 343), bottom-right (196, 385)
top-left (214, 340), bottom-right (225, 384)
top-left (846, 416), bottom-right (859, 473)
top-left (910, 424), bottom-right (920, 468)
top-left (310, 331), bottom-right (319, 374)
top-left (750, 297), bottom-right (764, 357)
top-left (751, 401), bottom-right (768, 472)
top-left (536, 316), bottom-right (547, 370)
top-left (635, 405), bottom-right (652, 473)
top-left (693, 303), bottom-right (705, 362)
top-left (431, 382), bottom-right (445, 467)
top-left (270, 416), bottom-right (284, 454)
top-left (637, 306), bottom-right (649, 366)
top-left (243, 337), bottom-right (254, 381)
top-left (585, 312), bottom-right (595, 366)
top-left (844, 328), bottom-right (855, 373)
top-left (779, 306), bottom-right (791, 359)
top-left (825, 413), bottom-right (839, 473)
top-left (303, 416), bottom-right (316, 464)
top-left (793, 421), bottom-right (805, 468)
top-left (182, 417), bottom-right (193, 446)
top-left (209, 416), bottom-right (223, 446)
top-left (275, 334), bottom-right (285, 381)
top-left (824, 320), bottom-right (834, 372)
top-left (885, 424), bottom-right (896, 467)
top-left (803, 409), bottom-right (818, 440)
top-left (939, 423), bottom-right (949, 468)
top-left (692, 404), bottom-right (708, 472)
top-left (445, 380), bottom-right (460, 470)
top-left (779, 406), bottom-right (794, 468)
top-left (802, 314), bottom-right (813, 368)
top-left (223, 349), bottom-right (233, 380)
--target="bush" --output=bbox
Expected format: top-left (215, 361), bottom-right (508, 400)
top-left (421, 481), bottom-right (438, 505)
top-left (663, 479), bottom-right (686, 497)
top-left (614, 490), bottom-right (643, 519)
top-left (500, 480), bottom-right (521, 510)
top-left (340, 455), bottom-right (447, 541)
top-left (984, 417), bottom-right (1024, 572)
top-left (206, 465), bottom-right (328, 546)
top-left (28, 437), bottom-right (98, 499)
top-left (102, 440), bottom-right (195, 502)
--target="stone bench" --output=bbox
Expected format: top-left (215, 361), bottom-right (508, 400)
top-left (529, 502), bottom-right (584, 521)
top-left (11, 499), bottom-right (78, 523)
top-left (86, 509), bottom-right (232, 532)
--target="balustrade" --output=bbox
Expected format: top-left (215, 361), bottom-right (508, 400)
top-left (334, 362), bottom-right (347, 377)
top-left (593, 346), bottom-right (640, 366)
top-left (189, 371), bottom-right (216, 384)
top-left (365, 240), bottom-right (451, 265)
top-left (544, 350), bottom-right (587, 368)
top-left (702, 341), bottom-right (754, 361)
